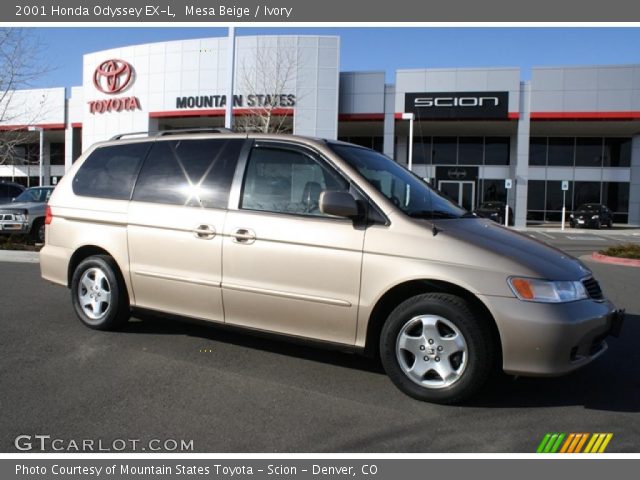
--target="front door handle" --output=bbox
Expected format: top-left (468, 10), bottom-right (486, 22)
top-left (193, 224), bottom-right (216, 239)
top-left (232, 228), bottom-right (256, 244)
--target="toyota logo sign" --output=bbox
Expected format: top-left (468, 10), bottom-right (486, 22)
top-left (93, 59), bottom-right (134, 94)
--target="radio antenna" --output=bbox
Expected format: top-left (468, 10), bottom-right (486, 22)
top-left (413, 112), bottom-right (438, 236)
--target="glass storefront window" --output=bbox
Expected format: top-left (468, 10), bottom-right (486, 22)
top-left (546, 180), bottom-right (573, 211)
top-left (603, 138), bottom-right (632, 167)
top-left (484, 137), bottom-right (510, 166)
top-left (458, 137), bottom-right (483, 165)
top-left (575, 138), bottom-right (603, 167)
top-left (412, 137), bottom-right (432, 165)
top-left (547, 137), bottom-right (574, 166)
top-left (529, 137), bottom-right (547, 166)
top-left (527, 180), bottom-right (546, 211)
top-left (481, 179), bottom-right (507, 203)
top-left (602, 182), bottom-right (630, 213)
top-left (432, 137), bottom-right (457, 165)
top-left (573, 181), bottom-right (601, 207)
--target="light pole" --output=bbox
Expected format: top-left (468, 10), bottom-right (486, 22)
top-left (225, 26), bottom-right (236, 130)
top-left (28, 126), bottom-right (44, 186)
top-left (401, 112), bottom-right (415, 171)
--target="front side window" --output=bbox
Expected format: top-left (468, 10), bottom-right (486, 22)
top-left (73, 143), bottom-right (150, 200)
top-left (132, 139), bottom-right (243, 209)
top-left (240, 146), bottom-right (348, 217)
top-left (329, 143), bottom-right (467, 219)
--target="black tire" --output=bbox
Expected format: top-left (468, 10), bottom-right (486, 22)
top-left (594, 219), bottom-right (601, 229)
top-left (30, 218), bottom-right (45, 243)
top-left (380, 293), bottom-right (495, 404)
top-left (71, 255), bottom-right (130, 330)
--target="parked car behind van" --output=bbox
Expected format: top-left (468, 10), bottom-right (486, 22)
top-left (40, 130), bottom-right (624, 404)
top-left (0, 186), bottom-right (54, 242)
top-left (0, 181), bottom-right (25, 205)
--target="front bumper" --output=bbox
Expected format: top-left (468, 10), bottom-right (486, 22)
top-left (481, 295), bottom-right (624, 376)
top-left (0, 221), bottom-right (29, 234)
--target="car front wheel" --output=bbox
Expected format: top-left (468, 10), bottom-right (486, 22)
top-left (71, 255), bottom-right (130, 330)
top-left (380, 293), bottom-right (495, 404)
top-left (30, 218), bottom-right (45, 243)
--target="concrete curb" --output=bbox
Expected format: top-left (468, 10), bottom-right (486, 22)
top-left (591, 252), bottom-right (640, 267)
top-left (0, 250), bottom-right (39, 264)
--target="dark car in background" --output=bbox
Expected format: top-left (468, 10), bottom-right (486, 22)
top-left (569, 204), bottom-right (613, 229)
top-left (0, 181), bottom-right (25, 205)
top-left (473, 201), bottom-right (514, 226)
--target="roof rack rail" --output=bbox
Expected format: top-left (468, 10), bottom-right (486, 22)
top-left (110, 127), bottom-right (234, 141)
top-left (109, 131), bottom-right (151, 141)
top-left (157, 127), bottom-right (234, 136)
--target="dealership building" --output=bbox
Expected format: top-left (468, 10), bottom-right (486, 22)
top-left (0, 34), bottom-right (639, 227)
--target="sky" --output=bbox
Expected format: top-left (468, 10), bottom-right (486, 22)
top-left (25, 27), bottom-right (640, 88)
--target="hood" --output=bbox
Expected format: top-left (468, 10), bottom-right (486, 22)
top-left (422, 218), bottom-right (591, 281)
top-left (0, 201), bottom-right (43, 212)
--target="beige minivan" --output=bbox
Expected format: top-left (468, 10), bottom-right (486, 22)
top-left (40, 130), bottom-right (624, 403)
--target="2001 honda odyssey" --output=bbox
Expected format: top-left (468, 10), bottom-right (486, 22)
top-left (40, 130), bottom-right (624, 403)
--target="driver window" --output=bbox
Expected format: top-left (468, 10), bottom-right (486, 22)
top-left (241, 147), bottom-right (348, 216)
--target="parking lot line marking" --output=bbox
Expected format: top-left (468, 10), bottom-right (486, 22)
top-left (565, 235), bottom-right (607, 241)
top-left (537, 232), bottom-right (556, 239)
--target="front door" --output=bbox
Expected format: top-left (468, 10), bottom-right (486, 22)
top-left (222, 142), bottom-right (364, 345)
top-left (438, 180), bottom-right (475, 211)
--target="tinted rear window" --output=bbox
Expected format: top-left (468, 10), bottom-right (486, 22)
top-left (73, 143), bottom-right (150, 200)
top-left (132, 139), bottom-right (243, 209)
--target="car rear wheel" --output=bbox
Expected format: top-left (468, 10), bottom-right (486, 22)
top-left (380, 293), bottom-right (495, 404)
top-left (71, 255), bottom-right (130, 330)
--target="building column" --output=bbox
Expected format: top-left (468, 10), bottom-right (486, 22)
top-left (629, 136), bottom-right (640, 225)
top-left (383, 84), bottom-right (396, 160)
top-left (513, 81), bottom-right (531, 229)
top-left (43, 141), bottom-right (51, 187)
top-left (64, 126), bottom-right (74, 173)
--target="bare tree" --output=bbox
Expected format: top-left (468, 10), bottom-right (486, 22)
top-left (0, 28), bottom-right (49, 168)
top-left (234, 44), bottom-right (299, 134)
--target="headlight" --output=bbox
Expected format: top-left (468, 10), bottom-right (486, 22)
top-left (508, 277), bottom-right (588, 303)
top-left (592, 215), bottom-right (599, 220)
top-left (569, 214), bottom-right (574, 218)
top-left (14, 214), bottom-right (26, 221)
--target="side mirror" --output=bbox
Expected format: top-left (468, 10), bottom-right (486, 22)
top-left (319, 191), bottom-right (359, 218)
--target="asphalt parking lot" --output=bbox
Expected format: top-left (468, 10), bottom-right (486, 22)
top-left (1, 236), bottom-right (638, 453)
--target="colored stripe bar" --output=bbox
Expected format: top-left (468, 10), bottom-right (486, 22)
top-left (560, 433), bottom-right (576, 453)
top-left (550, 433), bottom-right (566, 453)
top-left (574, 433), bottom-right (589, 453)
top-left (536, 433), bottom-right (553, 453)
top-left (598, 434), bottom-right (613, 453)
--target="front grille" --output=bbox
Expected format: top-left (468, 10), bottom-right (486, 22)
top-left (0, 214), bottom-right (14, 221)
top-left (583, 277), bottom-right (603, 300)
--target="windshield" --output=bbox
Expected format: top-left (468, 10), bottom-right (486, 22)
top-left (577, 204), bottom-right (598, 211)
top-left (329, 143), bottom-right (467, 219)
top-left (14, 187), bottom-right (52, 203)
top-left (479, 202), bottom-right (503, 209)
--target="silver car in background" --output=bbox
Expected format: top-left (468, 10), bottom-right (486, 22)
top-left (0, 186), bottom-right (54, 243)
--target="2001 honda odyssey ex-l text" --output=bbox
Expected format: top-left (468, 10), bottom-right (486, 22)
top-left (40, 130), bottom-right (625, 403)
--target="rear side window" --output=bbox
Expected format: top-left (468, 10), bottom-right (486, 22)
top-left (132, 139), bottom-right (243, 209)
top-left (8, 185), bottom-right (23, 197)
top-left (73, 143), bottom-right (150, 200)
